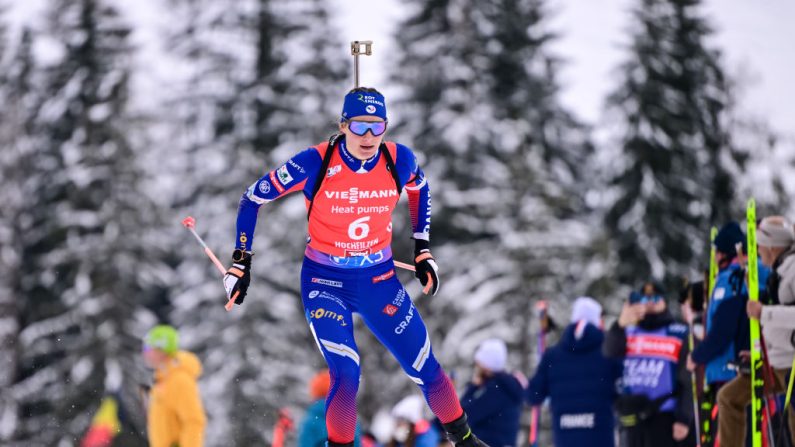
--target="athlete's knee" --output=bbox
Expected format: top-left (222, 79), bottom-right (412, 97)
top-left (410, 357), bottom-right (445, 387)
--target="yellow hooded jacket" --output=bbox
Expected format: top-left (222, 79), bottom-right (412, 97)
top-left (147, 351), bottom-right (207, 447)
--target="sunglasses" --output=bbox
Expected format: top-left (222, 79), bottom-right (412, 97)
top-left (634, 295), bottom-right (663, 305)
top-left (347, 120), bottom-right (387, 137)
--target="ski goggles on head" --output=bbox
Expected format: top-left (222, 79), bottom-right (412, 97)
top-left (346, 120), bottom-right (387, 137)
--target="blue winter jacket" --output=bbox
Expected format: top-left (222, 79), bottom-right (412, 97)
top-left (460, 371), bottom-right (524, 447)
top-left (692, 260), bottom-right (770, 384)
top-left (297, 399), bottom-right (362, 447)
top-left (529, 322), bottom-right (623, 447)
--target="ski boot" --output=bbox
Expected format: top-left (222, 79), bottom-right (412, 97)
top-left (442, 414), bottom-right (490, 447)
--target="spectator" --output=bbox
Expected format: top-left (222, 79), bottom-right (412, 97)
top-left (459, 338), bottom-right (523, 447)
top-left (387, 395), bottom-right (440, 447)
top-left (605, 285), bottom-right (693, 447)
top-left (142, 325), bottom-right (206, 447)
top-left (718, 216), bottom-right (795, 447)
top-left (298, 369), bottom-right (362, 447)
top-left (528, 297), bottom-right (622, 447)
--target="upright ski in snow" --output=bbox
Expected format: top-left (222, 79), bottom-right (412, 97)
top-left (747, 198), bottom-right (764, 447)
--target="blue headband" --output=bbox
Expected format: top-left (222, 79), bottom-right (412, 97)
top-left (341, 90), bottom-right (387, 121)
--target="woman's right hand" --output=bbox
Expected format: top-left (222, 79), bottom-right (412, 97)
top-left (618, 302), bottom-right (645, 328)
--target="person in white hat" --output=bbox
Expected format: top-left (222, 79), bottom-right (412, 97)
top-left (528, 297), bottom-right (623, 447)
top-left (458, 338), bottom-right (525, 447)
top-left (387, 395), bottom-right (440, 447)
top-left (718, 216), bottom-right (795, 447)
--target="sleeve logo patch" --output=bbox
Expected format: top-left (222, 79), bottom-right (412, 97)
top-left (713, 287), bottom-right (726, 300)
top-left (258, 180), bottom-right (271, 194)
top-left (327, 164), bottom-right (342, 178)
top-left (277, 165), bottom-right (294, 185)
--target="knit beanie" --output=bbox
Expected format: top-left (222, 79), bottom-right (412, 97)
top-left (758, 216), bottom-right (795, 248)
top-left (144, 325), bottom-right (179, 356)
top-left (570, 296), bottom-right (602, 327)
top-left (391, 395), bottom-right (424, 423)
top-left (714, 221), bottom-right (745, 257)
top-left (473, 338), bottom-right (508, 372)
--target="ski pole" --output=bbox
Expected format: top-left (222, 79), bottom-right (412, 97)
top-left (688, 328), bottom-right (702, 447)
top-left (181, 216), bottom-right (237, 311)
top-left (393, 260), bottom-right (432, 295)
top-left (529, 300), bottom-right (549, 447)
top-left (786, 355), bottom-right (795, 411)
top-left (779, 355), bottom-right (795, 447)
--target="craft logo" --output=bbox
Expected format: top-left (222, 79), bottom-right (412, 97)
top-left (382, 304), bottom-right (398, 316)
top-left (288, 159), bottom-right (305, 173)
top-left (394, 304), bottom-right (415, 334)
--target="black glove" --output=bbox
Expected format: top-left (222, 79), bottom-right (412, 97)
top-left (413, 239), bottom-right (440, 296)
top-left (223, 250), bottom-right (252, 304)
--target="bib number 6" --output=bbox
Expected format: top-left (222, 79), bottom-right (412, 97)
top-left (348, 216), bottom-right (371, 240)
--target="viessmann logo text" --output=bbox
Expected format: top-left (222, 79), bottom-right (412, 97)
top-left (324, 187), bottom-right (398, 204)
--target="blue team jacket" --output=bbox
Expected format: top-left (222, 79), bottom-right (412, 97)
top-left (528, 323), bottom-right (623, 447)
top-left (460, 371), bottom-right (524, 447)
top-left (693, 260), bottom-right (770, 384)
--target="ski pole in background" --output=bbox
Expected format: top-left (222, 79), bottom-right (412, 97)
top-left (701, 226), bottom-right (719, 446)
top-left (529, 300), bottom-right (550, 447)
top-left (181, 216), bottom-right (237, 311)
top-left (708, 226), bottom-right (718, 297)
top-left (350, 40), bottom-right (372, 88)
top-left (745, 198), bottom-right (764, 447)
top-left (688, 326), bottom-right (703, 447)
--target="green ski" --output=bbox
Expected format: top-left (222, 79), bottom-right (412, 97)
top-left (747, 198), bottom-right (763, 447)
top-left (701, 226), bottom-right (719, 447)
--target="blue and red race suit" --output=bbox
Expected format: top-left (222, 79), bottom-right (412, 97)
top-left (234, 137), bottom-right (461, 444)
